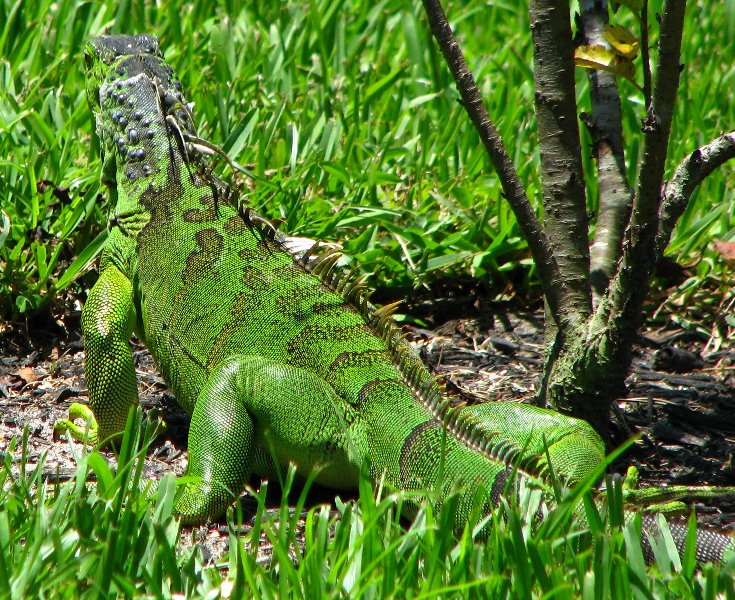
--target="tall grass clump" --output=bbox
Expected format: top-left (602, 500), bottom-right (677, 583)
top-left (2, 0), bottom-right (733, 320)
top-left (2, 412), bottom-right (735, 597)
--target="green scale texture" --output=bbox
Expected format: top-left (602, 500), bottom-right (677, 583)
top-left (54, 35), bottom-right (735, 564)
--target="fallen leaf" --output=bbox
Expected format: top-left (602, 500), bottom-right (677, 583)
top-left (14, 366), bottom-right (38, 384)
top-left (574, 44), bottom-right (636, 82)
top-left (714, 239), bottom-right (735, 262)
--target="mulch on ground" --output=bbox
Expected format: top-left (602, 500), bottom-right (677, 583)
top-left (2, 303), bottom-right (734, 562)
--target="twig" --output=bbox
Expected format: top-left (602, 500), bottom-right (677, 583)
top-left (641, 0), bottom-right (652, 108)
top-left (656, 131), bottom-right (735, 255)
top-left (420, 0), bottom-right (574, 330)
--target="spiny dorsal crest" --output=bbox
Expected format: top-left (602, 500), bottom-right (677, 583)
top-left (189, 119), bottom-right (550, 480)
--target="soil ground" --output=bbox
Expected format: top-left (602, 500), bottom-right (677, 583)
top-left (2, 299), bottom-right (734, 563)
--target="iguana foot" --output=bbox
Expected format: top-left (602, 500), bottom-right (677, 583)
top-left (175, 481), bottom-right (236, 526)
top-left (55, 403), bottom-right (167, 448)
top-left (621, 466), bottom-right (735, 515)
top-left (53, 402), bottom-right (100, 445)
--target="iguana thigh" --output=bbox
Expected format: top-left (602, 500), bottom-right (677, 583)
top-left (176, 355), bottom-right (362, 523)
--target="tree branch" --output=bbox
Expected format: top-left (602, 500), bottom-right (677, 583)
top-left (631, 0), bottom-right (686, 233)
top-left (656, 131), bottom-right (735, 255)
top-left (420, 0), bottom-right (574, 328)
top-left (605, 0), bottom-right (687, 336)
top-left (529, 0), bottom-right (591, 319)
top-left (640, 0), bottom-right (652, 107)
top-left (578, 0), bottom-right (632, 297)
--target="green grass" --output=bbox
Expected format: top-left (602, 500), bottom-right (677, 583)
top-left (3, 413), bottom-right (735, 598)
top-left (2, 1), bottom-right (735, 595)
top-left (1, 0), bottom-right (734, 320)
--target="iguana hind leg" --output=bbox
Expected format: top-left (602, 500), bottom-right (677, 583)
top-left (459, 402), bottom-right (605, 484)
top-left (174, 358), bottom-right (256, 524)
top-left (54, 263), bottom-right (138, 445)
top-left (176, 355), bottom-right (362, 524)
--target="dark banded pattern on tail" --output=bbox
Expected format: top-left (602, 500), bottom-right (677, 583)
top-left (639, 515), bottom-right (735, 564)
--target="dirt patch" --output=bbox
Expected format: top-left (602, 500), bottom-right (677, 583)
top-left (2, 307), bottom-right (734, 562)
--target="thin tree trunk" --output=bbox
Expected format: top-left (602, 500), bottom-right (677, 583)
top-left (578, 0), bottom-right (632, 298)
top-left (421, 0), bottom-right (735, 438)
top-left (605, 0), bottom-right (686, 338)
top-left (529, 0), bottom-right (591, 324)
top-left (547, 1), bottom-right (689, 433)
top-left (421, 0), bottom-right (578, 333)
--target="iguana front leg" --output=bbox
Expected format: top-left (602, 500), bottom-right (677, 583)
top-left (54, 263), bottom-right (138, 445)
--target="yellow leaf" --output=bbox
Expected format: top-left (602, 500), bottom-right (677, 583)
top-left (604, 24), bottom-right (640, 59)
top-left (574, 44), bottom-right (636, 82)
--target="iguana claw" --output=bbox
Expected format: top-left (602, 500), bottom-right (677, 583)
top-left (54, 402), bottom-right (99, 445)
top-left (54, 403), bottom-right (168, 447)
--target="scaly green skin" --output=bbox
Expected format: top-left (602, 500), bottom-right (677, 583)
top-left (55, 36), bottom-right (734, 563)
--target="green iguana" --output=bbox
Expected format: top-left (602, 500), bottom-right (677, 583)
top-left (55, 34), bottom-right (734, 564)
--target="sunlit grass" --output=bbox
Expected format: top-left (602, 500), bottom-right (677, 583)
top-left (2, 1), bottom-right (735, 591)
top-left (2, 413), bottom-right (734, 598)
top-left (1, 0), bottom-right (733, 320)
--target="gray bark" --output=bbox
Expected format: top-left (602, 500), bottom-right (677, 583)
top-left (529, 0), bottom-right (591, 324)
top-left (578, 0), bottom-right (632, 297)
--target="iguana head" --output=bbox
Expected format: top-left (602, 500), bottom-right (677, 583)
top-left (84, 35), bottom-right (164, 111)
top-left (83, 34), bottom-right (197, 193)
